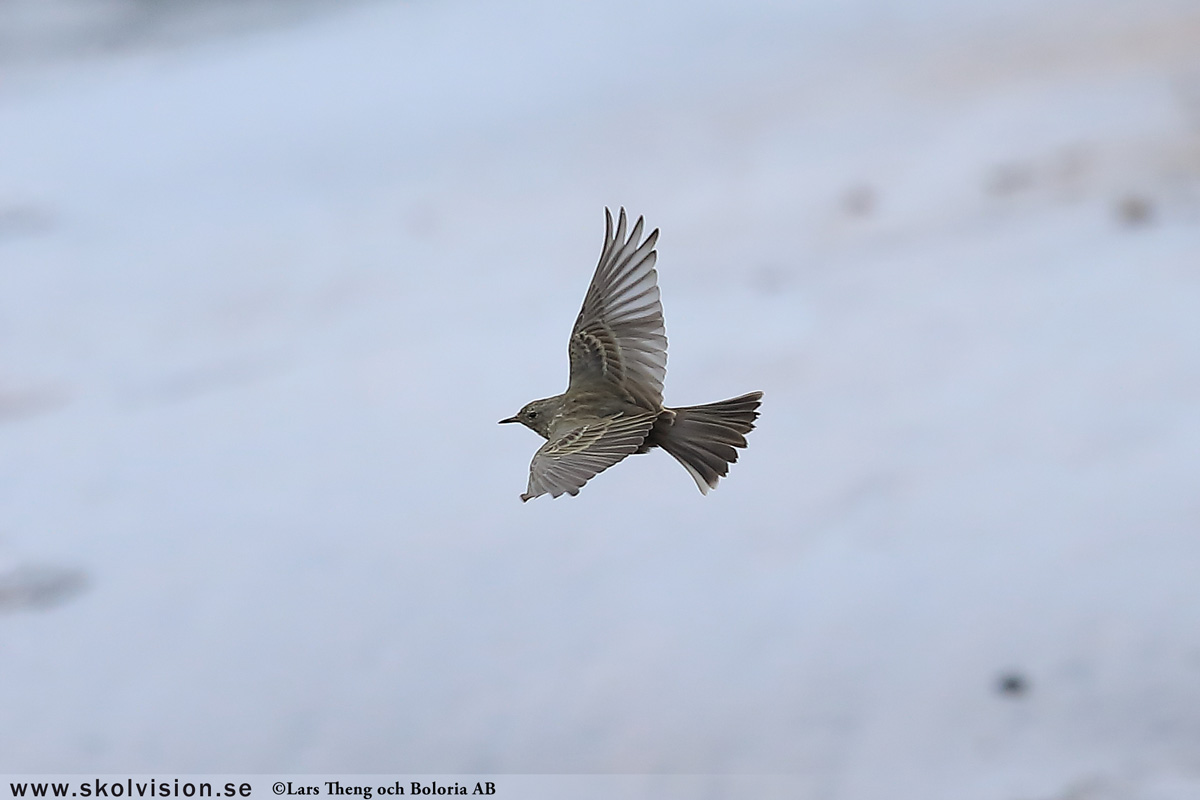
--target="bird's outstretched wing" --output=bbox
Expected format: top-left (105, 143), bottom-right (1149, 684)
top-left (522, 412), bottom-right (657, 501)
top-left (568, 208), bottom-right (667, 410)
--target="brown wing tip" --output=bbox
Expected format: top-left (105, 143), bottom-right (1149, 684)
top-left (520, 493), bottom-right (533, 502)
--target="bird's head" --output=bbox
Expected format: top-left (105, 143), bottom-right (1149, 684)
top-left (499, 396), bottom-right (559, 438)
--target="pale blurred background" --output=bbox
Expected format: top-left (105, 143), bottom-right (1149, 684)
top-left (2, 0), bottom-right (1200, 797)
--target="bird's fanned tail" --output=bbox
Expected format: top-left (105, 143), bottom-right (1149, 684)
top-left (653, 391), bottom-right (763, 493)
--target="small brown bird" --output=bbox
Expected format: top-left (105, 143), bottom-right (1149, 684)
top-left (500, 208), bottom-right (762, 501)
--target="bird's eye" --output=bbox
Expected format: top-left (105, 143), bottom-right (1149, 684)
top-left (527, 410), bottom-right (539, 419)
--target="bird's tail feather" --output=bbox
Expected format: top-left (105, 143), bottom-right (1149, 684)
top-left (656, 391), bottom-right (762, 494)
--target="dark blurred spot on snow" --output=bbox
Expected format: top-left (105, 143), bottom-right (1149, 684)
top-left (997, 671), bottom-right (1029, 698)
top-left (0, 564), bottom-right (88, 612)
top-left (1117, 195), bottom-right (1154, 226)
top-left (987, 162), bottom-right (1036, 197)
top-left (842, 184), bottom-right (876, 218)
top-left (0, 205), bottom-right (55, 241)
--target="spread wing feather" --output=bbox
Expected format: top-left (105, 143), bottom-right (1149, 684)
top-left (522, 412), bottom-right (657, 501)
top-left (568, 208), bottom-right (667, 409)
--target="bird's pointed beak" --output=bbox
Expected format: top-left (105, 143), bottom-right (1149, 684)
top-left (498, 415), bottom-right (520, 424)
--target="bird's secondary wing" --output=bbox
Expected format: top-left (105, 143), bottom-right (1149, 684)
top-left (522, 412), bottom-right (657, 501)
top-left (568, 208), bottom-right (667, 409)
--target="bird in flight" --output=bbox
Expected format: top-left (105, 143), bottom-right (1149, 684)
top-left (500, 208), bottom-right (762, 501)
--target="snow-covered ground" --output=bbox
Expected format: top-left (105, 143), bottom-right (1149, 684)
top-left (2, 0), bottom-right (1200, 795)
